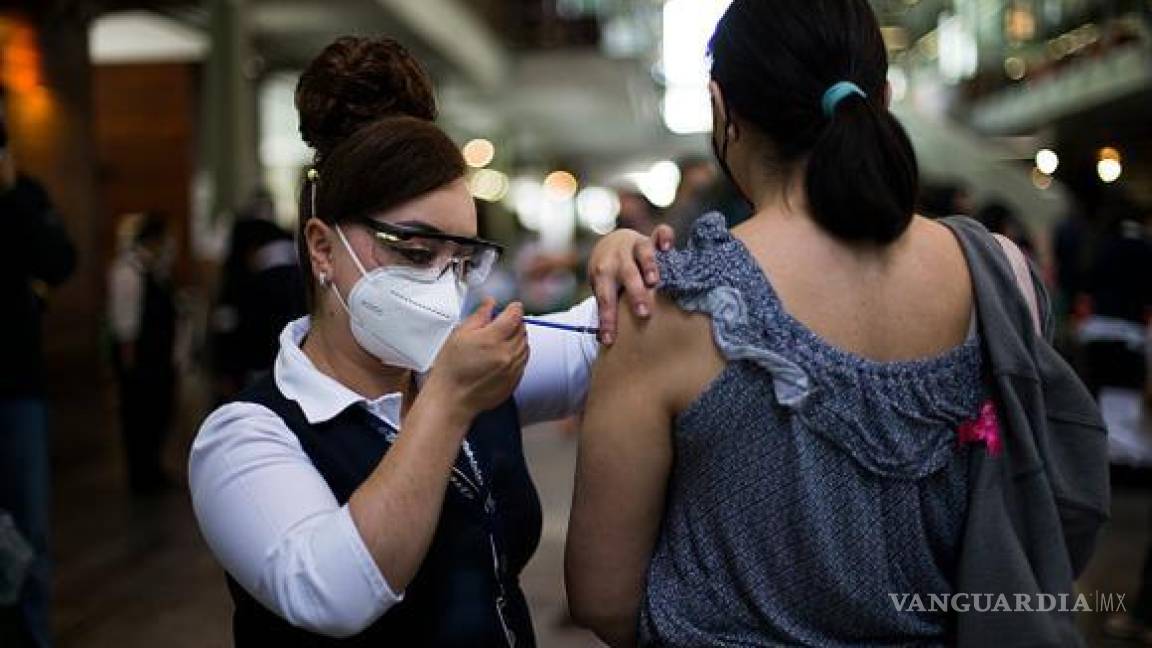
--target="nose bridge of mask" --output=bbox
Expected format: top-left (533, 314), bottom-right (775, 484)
top-left (392, 272), bottom-right (466, 321)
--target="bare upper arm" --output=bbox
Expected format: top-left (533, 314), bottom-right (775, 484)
top-left (565, 291), bottom-right (724, 644)
top-left (596, 291), bottom-right (725, 412)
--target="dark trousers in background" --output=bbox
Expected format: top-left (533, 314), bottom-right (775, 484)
top-left (1082, 339), bottom-right (1147, 396)
top-left (116, 364), bottom-right (175, 493)
top-left (0, 399), bottom-right (52, 648)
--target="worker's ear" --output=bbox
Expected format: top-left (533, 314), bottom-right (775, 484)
top-left (304, 218), bottom-right (337, 285)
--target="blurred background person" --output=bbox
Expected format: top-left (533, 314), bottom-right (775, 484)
top-left (1095, 195), bottom-right (1152, 640)
top-left (1079, 193), bottom-right (1152, 398)
top-left (615, 188), bottom-right (659, 237)
top-left (462, 201), bottom-right (520, 312)
top-left (0, 107), bottom-right (75, 648)
top-left (662, 155), bottom-right (714, 245)
top-left (208, 190), bottom-right (306, 403)
top-left (976, 199), bottom-right (1036, 257)
top-left (664, 155), bottom-right (754, 247)
top-left (918, 181), bottom-right (974, 219)
top-left (107, 212), bottom-right (178, 495)
top-left (1051, 202), bottom-right (1096, 354)
top-left (515, 240), bottom-right (584, 314)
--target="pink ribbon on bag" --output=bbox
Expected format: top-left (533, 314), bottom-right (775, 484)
top-left (958, 400), bottom-right (1003, 456)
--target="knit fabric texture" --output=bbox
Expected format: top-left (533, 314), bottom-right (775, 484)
top-left (639, 213), bottom-right (985, 647)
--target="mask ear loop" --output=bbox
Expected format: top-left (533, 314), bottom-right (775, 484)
top-left (327, 272), bottom-right (354, 316)
top-left (334, 224), bottom-right (372, 279)
top-left (713, 102), bottom-right (753, 211)
top-left (323, 229), bottom-right (358, 318)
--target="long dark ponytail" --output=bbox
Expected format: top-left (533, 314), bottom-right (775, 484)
top-left (709, 0), bottom-right (918, 245)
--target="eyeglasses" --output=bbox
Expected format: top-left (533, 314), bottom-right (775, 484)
top-left (357, 218), bottom-right (504, 287)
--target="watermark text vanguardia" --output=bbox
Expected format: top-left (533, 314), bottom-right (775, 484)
top-left (889, 591), bottom-right (1126, 613)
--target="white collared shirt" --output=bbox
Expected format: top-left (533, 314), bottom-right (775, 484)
top-left (188, 298), bottom-right (598, 637)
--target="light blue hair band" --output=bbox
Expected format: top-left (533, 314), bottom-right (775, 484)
top-left (821, 81), bottom-right (867, 118)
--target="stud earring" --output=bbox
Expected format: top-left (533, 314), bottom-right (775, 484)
top-left (318, 272), bottom-right (329, 287)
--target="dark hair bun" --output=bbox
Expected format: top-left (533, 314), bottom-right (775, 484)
top-left (295, 36), bottom-right (437, 159)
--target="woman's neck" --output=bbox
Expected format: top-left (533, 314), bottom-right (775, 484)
top-left (301, 316), bottom-right (413, 401)
top-left (737, 169), bottom-right (906, 266)
top-left (742, 162), bottom-right (808, 220)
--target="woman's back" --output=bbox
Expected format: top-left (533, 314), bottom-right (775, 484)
top-left (734, 212), bottom-right (975, 363)
top-left (639, 213), bottom-right (985, 646)
top-left (565, 2), bottom-right (1001, 644)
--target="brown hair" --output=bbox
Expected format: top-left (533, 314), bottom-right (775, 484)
top-left (313, 116), bottom-right (465, 228)
top-left (294, 36), bottom-right (464, 306)
top-left (296, 36), bottom-right (437, 160)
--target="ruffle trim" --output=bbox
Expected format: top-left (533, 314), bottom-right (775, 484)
top-left (658, 214), bottom-right (985, 480)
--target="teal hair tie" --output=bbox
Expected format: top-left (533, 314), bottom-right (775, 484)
top-left (821, 81), bottom-right (866, 118)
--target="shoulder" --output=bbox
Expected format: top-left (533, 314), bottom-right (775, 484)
top-left (603, 290), bottom-right (722, 411)
top-left (657, 213), bottom-right (741, 287)
top-left (907, 217), bottom-right (974, 284)
top-left (190, 401), bottom-right (302, 479)
top-left (194, 399), bottom-right (290, 441)
top-left (611, 291), bottom-right (706, 359)
top-left (922, 215), bottom-right (974, 261)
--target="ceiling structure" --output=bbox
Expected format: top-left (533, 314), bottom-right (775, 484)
top-left (93, 0), bottom-right (965, 170)
top-left (190, 0), bottom-right (1042, 171)
top-left (113, 0), bottom-right (702, 173)
top-left (94, 0), bottom-right (1147, 216)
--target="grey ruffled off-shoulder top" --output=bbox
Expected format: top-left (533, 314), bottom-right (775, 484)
top-left (639, 213), bottom-right (987, 647)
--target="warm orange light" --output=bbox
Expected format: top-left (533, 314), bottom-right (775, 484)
top-left (0, 17), bottom-right (59, 157)
top-left (462, 139), bottom-right (496, 168)
top-left (543, 171), bottom-right (579, 200)
top-left (1, 19), bottom-right (44, 92)
top-left (1005, 5), bottom-right (1036, 43)
top-left (21, 85), bottom-right (52, 124)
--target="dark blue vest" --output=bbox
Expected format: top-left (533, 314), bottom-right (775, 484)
top-left (226, 376), bottom-right (542, 647)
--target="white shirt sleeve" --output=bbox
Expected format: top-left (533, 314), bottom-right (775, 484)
top-left (107, 258), bottom-right (143, 343)
top-left (515, 297), bottom-right (601, 425)
top-left (188, 402), bottom-right (402, 638)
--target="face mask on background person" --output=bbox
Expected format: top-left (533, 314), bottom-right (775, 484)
top-left (710, 95), bottom-right (753, 211)
top-left (330, 225), bottom-right (468, 372)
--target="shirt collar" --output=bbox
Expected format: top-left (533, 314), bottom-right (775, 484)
top-left (274, 317), bottom-right (404, 428)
